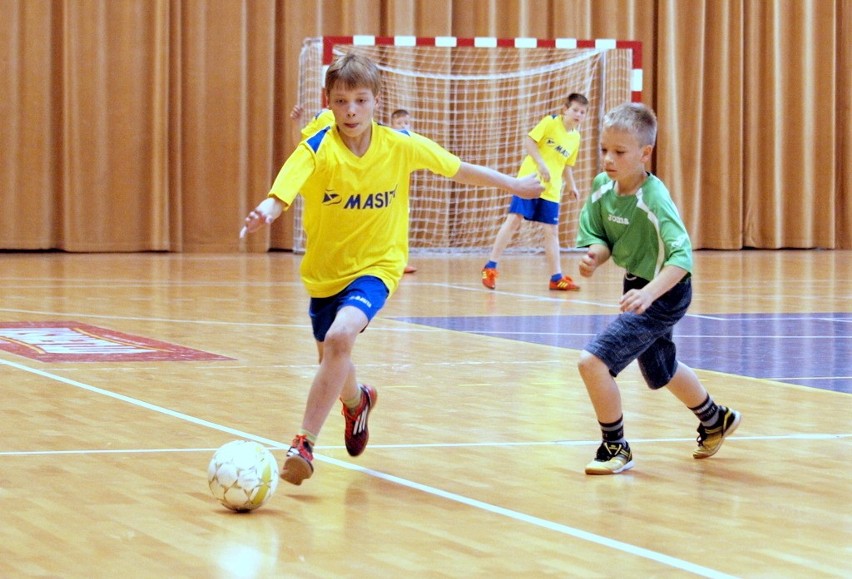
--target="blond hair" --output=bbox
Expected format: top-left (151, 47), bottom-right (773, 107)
top-left (325, 53), bottom-right (382, 96)
top-left (603, 103), bottom-right (657, 147)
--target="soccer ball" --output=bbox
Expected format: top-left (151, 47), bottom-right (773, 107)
top-left (208, 440), bottom-right (279, 512)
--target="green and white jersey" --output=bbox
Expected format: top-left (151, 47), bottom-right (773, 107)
top-left (576, 172), bottom-right (693, 280)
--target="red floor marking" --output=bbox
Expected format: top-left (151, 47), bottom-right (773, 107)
top-left (0, 322), bottom-right (234, 362)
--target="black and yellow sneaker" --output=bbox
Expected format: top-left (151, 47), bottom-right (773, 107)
top-left (693, 406), bottom-right (742, 459)
top-left (585, 441), bottom-right (634, 475)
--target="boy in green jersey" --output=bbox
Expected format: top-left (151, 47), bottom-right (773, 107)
top-left (575, 102), bottom-right (741, 475)
top-left (241, 53), bottom-right (544, 485)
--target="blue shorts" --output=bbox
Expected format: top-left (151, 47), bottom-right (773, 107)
top-left (508, 196), bottom-right (559, 225)
top-left (308, 276), bottom-right (389, 342)
top-left (584, 274), bottom-right (692, 389)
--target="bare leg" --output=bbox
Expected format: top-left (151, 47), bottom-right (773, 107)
top-left (488, 213), bottom-right (523, 262)
top-left (664, 362), bottom-right (709, 408)
top-left (301, 306), bottom-right (366, 436)
top-left (577, 350), bottom-right (622, 423)
top-left (542, 223), bottom-right (561, 276)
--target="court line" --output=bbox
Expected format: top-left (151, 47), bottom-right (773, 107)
top-left (1, 356), bottom-right (736, 578)
top-left (3, 431), bottom-right (848, 458)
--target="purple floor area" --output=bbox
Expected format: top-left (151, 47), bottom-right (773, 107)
top-left (392, 312), bottom-right (851, 393)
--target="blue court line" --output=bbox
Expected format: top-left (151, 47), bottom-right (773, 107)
top-left (392, 312), bottom-right (851, 393)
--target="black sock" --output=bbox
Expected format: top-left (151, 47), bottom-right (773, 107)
top-left (689, 395), bottom-right (720, 427)
top-left (599, 416), bottom-right (626, 445)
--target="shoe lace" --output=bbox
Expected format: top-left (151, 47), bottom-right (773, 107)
top-left (695, 422), bottom-right (722, 446)
top-left (596, 442), bottom-right (625, 460)
top-left (288, 435), bottom-right (313, 460)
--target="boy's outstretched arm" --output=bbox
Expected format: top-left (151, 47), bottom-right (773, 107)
top-left (451, 161), bottom-right (544, 199)
top-left (240, 197), bottom-right (285, 238)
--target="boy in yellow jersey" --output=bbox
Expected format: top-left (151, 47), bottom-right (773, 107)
top-left (390, 108), bottom-right (411, 131)
top-left (290, 105), bottom-right (336, 142)
top-left (390, 108), bottom-right (416, 272)
top-left (481, 93), bottom-right (588, 291)
top-left (576, 103), bottom-right (741, 474)
top-left (292, 105), bottom-right (418, 273)
top-left (241, 53), bottom-right (544, 486)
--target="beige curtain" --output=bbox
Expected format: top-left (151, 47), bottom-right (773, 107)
top-left (0, 0), bottom-right (848, 251)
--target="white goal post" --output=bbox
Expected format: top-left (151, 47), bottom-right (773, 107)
top-left (293, 35), bottom-right (642, 254)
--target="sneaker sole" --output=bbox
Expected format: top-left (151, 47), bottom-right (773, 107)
top-left (585, 459), bottom-right (635, 475)
top-left (693, 412), bottom-right (742, 459)
top-left (281, 455), bottom-right (313, 485)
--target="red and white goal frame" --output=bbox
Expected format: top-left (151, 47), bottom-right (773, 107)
top-left (294, 35), bottom-right (643, 253)
top-left (319, 35), bottom-right (643, 102)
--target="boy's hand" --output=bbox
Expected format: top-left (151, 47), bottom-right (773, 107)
top-left (578, 251), bottom-right (597, 277)
top-left (619, 288), bottom-right (653, 314)
top-left (514, 173), bottom-right (545, 199)
top-left (240, 198), bottom-right (284, 238)
top-left (290, 105), bottom-right (304, 121)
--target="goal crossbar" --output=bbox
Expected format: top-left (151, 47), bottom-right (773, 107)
top-left (293, 36), bottom-right (643, 254)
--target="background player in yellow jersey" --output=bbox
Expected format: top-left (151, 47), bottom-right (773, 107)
top-left (389, 108), bottom-right (417, 272)
top-left (481, 93), bottom-right (589, 291)
top-left (390, 108), bottom-right (411, 131)
top-left (241, 53), bottom-right (544, 486)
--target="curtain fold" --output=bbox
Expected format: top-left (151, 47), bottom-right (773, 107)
top-left (0, 0), bottom-right (848, 252)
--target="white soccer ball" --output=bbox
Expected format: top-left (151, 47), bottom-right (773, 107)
top-left (208, 440), bottom-right (279, 512)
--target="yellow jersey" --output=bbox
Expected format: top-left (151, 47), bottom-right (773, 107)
top-left (299, 109), bottom-right (336, 141)
top-left (517, 114), bottom-right (581, 202)
top-left (269, 122), bottom-right (461, 297)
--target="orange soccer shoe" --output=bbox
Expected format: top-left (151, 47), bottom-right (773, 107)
top-left (549, 276), bottom-right (580, 291)
top-left (481, 267), bottom-right (498, 290)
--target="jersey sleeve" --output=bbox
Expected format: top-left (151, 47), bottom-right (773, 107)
top-left (407, 131), bottom-right (461, 177)
top-left (300, 109), bottom-right (335, 140)
top-left (656, 197), bottom-right (694, 273)
top-left (267, 144), bottom-right (317, 207)
top-left (526, 115), bottom-right (553, 143)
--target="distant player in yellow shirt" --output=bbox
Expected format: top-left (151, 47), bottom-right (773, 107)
top-left (241, 53), bottom-right (544, 486)
top-left (390, 108), bottom-right (417, 273)
top-left (481, 93), bottom-right (589, 291)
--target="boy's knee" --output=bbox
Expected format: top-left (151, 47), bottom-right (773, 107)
top-left (578, 350), bottom-right (603, 376)
top-left (322, 326), bottom-right (358, 355)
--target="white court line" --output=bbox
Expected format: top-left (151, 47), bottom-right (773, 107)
top-left (3, 431), bottom-right (848, 458)
top-left (0, 356), bottom-right (735, 578)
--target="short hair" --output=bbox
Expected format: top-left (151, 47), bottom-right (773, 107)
top-left (391, 109), bottom-right (410, 119)
top-left (565, 93), bottom-right (589, 108)
top-left (602, 102), bottom-right (657, 147)
top-left (325, 53), bottom-right (382, 96)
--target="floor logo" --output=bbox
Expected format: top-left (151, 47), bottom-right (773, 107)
top-left (0, 322), bottom-right (233, 362)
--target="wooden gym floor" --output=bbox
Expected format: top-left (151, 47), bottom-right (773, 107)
top-left (0, 250), bottom-right (849, 578)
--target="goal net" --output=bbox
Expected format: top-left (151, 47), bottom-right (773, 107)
top-left (293, 36), bottom-right (642, 254)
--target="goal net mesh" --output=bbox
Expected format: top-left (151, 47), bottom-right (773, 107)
top-left (293, 37), bottom-right (635, 254)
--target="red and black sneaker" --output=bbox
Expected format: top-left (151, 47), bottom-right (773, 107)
top-left (280, 435), bottom-right (314, 485)
top-left (342, 384), bottom-right (377, 457)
